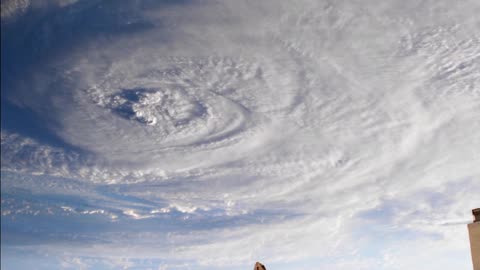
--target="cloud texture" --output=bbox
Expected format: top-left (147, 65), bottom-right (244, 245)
top-left (1, 0), bottom-right (480, 269)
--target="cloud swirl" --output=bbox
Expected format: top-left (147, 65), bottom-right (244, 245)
top-left (1, 0), bottom-right (480, 269)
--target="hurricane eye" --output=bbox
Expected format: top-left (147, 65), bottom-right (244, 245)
top-left (105, 88), bottom-right (163, 125)
top-left (71, 56), bottom-right (297, 158)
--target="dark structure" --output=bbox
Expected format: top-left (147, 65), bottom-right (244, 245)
top-left (470, 208), bottom-right (480, 270)
top-left (254, 262), bottom-right (266, 270)
top-left (473, 208), bottom-right (480, 223)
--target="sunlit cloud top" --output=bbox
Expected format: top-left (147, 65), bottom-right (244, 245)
top-left (1, 0), bottom-right (479, 269)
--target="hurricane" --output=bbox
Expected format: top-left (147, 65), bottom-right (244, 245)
top-left (1, 0), bottom-right (480, 269)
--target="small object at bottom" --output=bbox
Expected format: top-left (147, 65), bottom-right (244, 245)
top-left (254, 262), bottom-right (266, 270)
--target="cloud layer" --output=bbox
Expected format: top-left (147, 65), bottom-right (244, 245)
top-left (2, 0), bottom-right (480, 269)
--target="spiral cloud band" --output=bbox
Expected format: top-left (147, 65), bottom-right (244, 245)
top-left (1, 0), bottom-right (480, 269)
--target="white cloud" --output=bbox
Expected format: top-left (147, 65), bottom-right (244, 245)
top-left (1, 0), bottom-right (479, 269)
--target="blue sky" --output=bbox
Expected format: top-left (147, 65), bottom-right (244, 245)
top-left (1, 0), bottom-right (479, 269)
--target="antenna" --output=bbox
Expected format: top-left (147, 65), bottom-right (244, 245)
top-left (473, 208), bottom-right (480, 223)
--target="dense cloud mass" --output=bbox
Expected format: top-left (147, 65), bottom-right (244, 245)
top-left (1, 0), bottom-right (480, 269)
